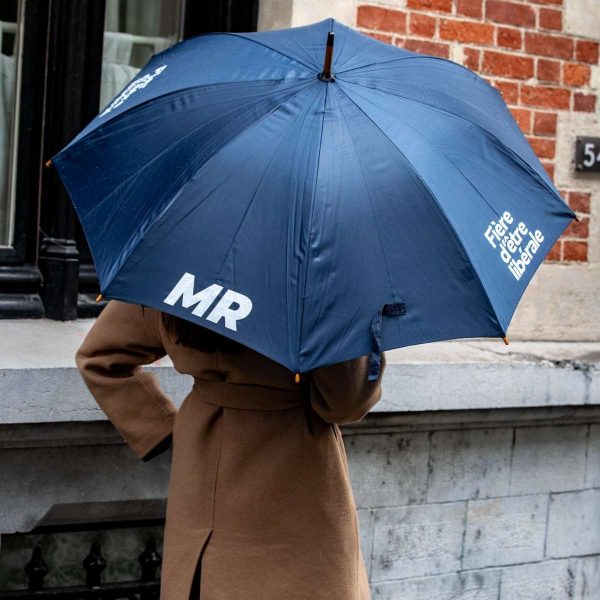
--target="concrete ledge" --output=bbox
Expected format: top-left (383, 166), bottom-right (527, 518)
top-left (0, 319), bottom-right (598, 425)
top-left (2, 404), bottom-right (600, 450)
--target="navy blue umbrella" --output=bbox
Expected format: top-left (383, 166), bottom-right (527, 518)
top-left (52, 18), bottom-right (574, 379)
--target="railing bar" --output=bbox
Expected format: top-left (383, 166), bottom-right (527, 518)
top-left (0, 581), bottom-right (159, 599)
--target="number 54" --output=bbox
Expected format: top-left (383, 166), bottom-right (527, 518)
top-left (583, 142), bottom-right (600, 167)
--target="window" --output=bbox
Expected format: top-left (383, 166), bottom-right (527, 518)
top-left (101, 0), bottom-right (184, 110)
top-left (0, 0), bottom-right (23, 247)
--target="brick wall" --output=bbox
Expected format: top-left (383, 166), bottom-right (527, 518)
top-left (347, 417), bottom-right (600, 599)
top-left (356, 0), bottom-right (598, 264)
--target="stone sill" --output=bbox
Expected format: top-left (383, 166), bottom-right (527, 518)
top-left (0, 319), bottom-right (598, 425)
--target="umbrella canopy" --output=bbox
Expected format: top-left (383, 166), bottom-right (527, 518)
top-left (52, 18), bottom-right (574, 377)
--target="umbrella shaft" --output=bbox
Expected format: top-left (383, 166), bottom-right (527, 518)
top-left (319, 31), bottom-right (335, 82)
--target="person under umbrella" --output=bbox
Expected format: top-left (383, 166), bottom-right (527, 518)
top-left (77, 301), bottom-right (385, 599)
top-left (56, 18), bottom-right (575, 600)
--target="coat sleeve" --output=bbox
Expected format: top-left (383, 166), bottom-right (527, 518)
top-left (75, 300), bottom-right (177, 461)
top-left (308, 353), bottom-right (386, 425)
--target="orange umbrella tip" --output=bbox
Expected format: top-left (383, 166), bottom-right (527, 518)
top-left (96, 293), bottom-right (103, 302)
top-left (503, 336), bottom-right (509, 345)
top-left (294, 373), bottom-right (300, 384)
top-left (45, 159), bottom-right (52, 167)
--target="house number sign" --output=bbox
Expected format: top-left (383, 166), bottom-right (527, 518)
top-left (576, 137), bottom-right (600, 172)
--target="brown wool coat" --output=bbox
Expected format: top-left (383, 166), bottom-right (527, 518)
top-left (76, 300), bottom-right (386, 600)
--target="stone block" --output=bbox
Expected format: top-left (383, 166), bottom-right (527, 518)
top-left (358, 508), bottom-right (375, 578)
top-left (546, 489), bottom-right (600, 558)
top-left (372, 568), bottom-right (501, 600)
top-left (346, 432), bottom-right (429, 508)
top-left (574, 554), bottom-right (600, 600)
top-left (564, 0), bottom-right (600, 40)
top-left (370, 502), bottom-right (465, 581)
top-left (427, 428), bottom-right (512, 502)
top-left (585, 424), bottom-right (600, 488)
top-left (510, 425), bottom-right (587, 494)
top-left (463, 495), bottom-right (547, 569)
top-left (499, 559), bottom-right (578, 600)
top-left (0, 444), bottom-right (170, 533)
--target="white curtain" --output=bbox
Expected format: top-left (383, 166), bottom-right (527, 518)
top-left (101, 0), bottom-right (177, 110)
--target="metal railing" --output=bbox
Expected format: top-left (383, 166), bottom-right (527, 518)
top-left (0, 539), bottom-right (161, 600)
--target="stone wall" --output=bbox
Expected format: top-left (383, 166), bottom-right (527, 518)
top-left (1, 408), bottom-right (598, 598)
top-left (349, 411), bottom-right (600, 599)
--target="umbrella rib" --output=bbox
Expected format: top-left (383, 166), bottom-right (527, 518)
top-left (225, 32), bottom-right (317, 72)
top-left (81, 80), bottom-right (312, 224)
top-left (296, 84), bottom-right (328, 369)
top-left (338, 86), bottom-right (504, 223)
top-left (338, 79), bottom-right (562, 204)
top-left (336, 86), bottom-right (503, 332)
top-left (66, 78), bottom-right (314, 151)
top-left (213, 99), bottom-right (313, 278)
top-left (335, 91), bottom-right (399, 305)
top-left (337, 55), bottom-right (430, 75)
top-left (336, 54), bottom-right (484, 78)
top-left (85, 92), bottom-right (298, 262)
top-left (106, 82), bottom-right (319, 292)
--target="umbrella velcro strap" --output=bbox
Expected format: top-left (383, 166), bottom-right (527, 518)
top-left (368, 302), bottom-right (406, 381)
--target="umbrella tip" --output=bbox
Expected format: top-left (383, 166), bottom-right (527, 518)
top-left (96, 293), bottom-right (103, 302)
top-left (45, 159), bottom-right (52, 168)
top-left (503, 336), bottom-right (509, 345)
top-left (318, 31), bottom-right (335, 82)
top-left (294, 373), bottom-right (300, 384)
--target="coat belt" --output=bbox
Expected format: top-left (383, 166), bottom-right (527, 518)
top-left (192, 379), bottom-right (309, 411)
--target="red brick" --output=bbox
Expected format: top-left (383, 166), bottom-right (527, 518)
top-left (532, 0), bottom-right (562, 4)
top-left (539, 8), bottom-right (562, 30)
top-left (357, 5), bottom-right (406, 32)
top-left (463, 47), bottom-right (481, 70)
top-left (563, 217), bottom-right (589, 238)
top-left (574, 92), bottom-right (596, 112)
top-left (482, 50), bottom-right (534, 79)
top-left (510, 107), bottom-right (532, 132)
top-left (362, 31), bottom-right (393, 44)
top-left (562, 241), bottom-right (587, 262)
top-left (527, 136), bottom-right (556, 158)
top-left (533, 111), bottom-right (558, 135)
top-left (575, 40), bottom-right (599, 64)
top-left (545, 240), bottom-right (561, 261)
top-left (486, 0), bottom-right (535, 27)
top-left (361, 31), bottom-right (393, 44)
top-left (455, 0), bottom-right (482, 18)
top-left (568, 191), bottom-right (591, 214)
top-left (563, 62), bottom-right (590, 86)
top-left (439, 19), bottom-right (494, 44)
top-left (497, 27), bottom-right (522, 50)
top-left (401, 39), bottom-right (450, 58)
top-left (541, 161), bottom-right (555, 180)
top-left (493, 80), bottom-right (519, 103)
top-left (407, 0), bottom-right (452, 12)
top-left (522, 85), bottom-right (570, 108)
top-left (525, 32), bottom-right (573, 59)
top-left (537, 58), bottom-right (560, 82)
top-left (409, 13), bottom-right (436, 37)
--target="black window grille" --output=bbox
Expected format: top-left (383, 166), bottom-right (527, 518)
top-left (0, 539), bottom-right (161, 600)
